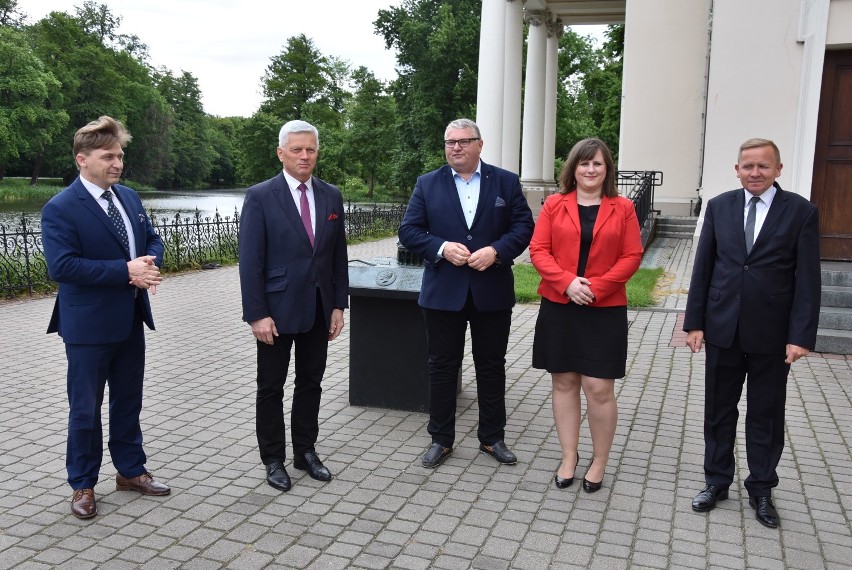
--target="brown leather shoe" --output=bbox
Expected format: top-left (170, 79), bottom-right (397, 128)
top-left (71, 488), bottom-right (97, 519)
top-left (116, 471), bottom-right (171, 496)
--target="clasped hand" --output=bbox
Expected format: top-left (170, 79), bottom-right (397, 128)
top-left (128, 255), bottom-right (162, 294)
top-left (566, 277), bottom-right (594, 305)
top-left (443, 242), bottom-right (497, 271)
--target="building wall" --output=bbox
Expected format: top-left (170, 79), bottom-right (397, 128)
top-left (701, 0), bottom-right (804, 204)
top-left (619, 0), bottom-right (713, 215)
top-left (827, 0), bottom-right (852, 46)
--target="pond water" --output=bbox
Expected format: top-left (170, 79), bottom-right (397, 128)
top-left (0, 188), bottom-right (247, 229)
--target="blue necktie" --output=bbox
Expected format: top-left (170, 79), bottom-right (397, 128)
top-left (102, 190), bottom-right (130, 253)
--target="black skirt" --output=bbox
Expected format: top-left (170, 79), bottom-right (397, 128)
top-left (532, 297), bottom-right (628, 379)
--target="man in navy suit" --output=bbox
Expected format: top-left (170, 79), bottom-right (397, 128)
top-left (684, 138), bottom-right (821, 528)
top-left (399, 118), bottom-right (534, 468)
top-left (42, 116), bottom-right (170, 520)
top-left (239, 120), bottom-right (348, 492)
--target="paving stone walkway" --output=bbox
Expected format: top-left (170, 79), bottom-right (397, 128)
top-left (1, 236), bottom-right (850, 569)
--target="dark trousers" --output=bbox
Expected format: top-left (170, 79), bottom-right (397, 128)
top-left (422, 293), bottom-right (512, 448)
top-left (704, 332), bottom-right (790, 497)
top-left (65, 308), bottom-right (147, 490)
top-left (255, 292), bottom-right (328, 464)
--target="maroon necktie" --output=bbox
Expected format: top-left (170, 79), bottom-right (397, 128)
top-left (298, 183), bottom-right (315, 247)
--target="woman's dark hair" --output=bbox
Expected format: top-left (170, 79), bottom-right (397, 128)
top-left (557, 138), bottom-right (617, 198)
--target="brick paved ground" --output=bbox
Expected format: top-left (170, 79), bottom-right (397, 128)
top-left (1, 236), bottom-right (850, 569)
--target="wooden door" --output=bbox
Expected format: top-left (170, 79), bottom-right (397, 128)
top-left (812, 49), bottom-right (852, 261)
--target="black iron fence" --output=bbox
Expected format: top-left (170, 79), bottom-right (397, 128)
top-left (0, 201), bottom-right (408, 297)
top-left (617, 171), bottom-right (663, 228)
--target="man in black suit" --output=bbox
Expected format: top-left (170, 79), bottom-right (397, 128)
top-left (239, 120), bottom-right (349, 492)
top-left (684, 138), bottom-right (821, 528)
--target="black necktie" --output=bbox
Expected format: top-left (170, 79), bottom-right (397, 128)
top-left (102, 190), bottom-right (130, 253)
top-left (744, 195), bottom-right (760, 254)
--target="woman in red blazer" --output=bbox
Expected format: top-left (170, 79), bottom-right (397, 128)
top-left (530, 138), bottom-right (642, 493)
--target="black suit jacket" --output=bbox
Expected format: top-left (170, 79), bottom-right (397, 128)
top-left (238, 173), bottom-right (349, 334)
top-left (684, 183), bottom-right (820, 353)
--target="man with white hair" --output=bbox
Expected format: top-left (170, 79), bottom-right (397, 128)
top-left (239, 120), bottom-right (349, 491)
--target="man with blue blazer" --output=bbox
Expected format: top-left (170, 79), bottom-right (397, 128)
top-left (42, 116), bottom-right (170, 520)
top-left (399, 118), bottom-right (534, 469)
top-left (239, 120), bottom-right (349, 492)
top-left (684, 138), bottom-right (821, 528)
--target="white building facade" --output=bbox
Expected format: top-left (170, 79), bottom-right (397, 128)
top-left (475, 0), bottom-right (852, 260)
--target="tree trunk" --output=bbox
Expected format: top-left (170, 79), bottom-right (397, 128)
top-left (30, 154), bottom-right (44, 185)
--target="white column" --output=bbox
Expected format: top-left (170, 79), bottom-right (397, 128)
top-left (542, 18), bottom-right (562, 184)
top-left (521, 10), bottom-right (547, 184)
top-left (475, 0), bottom-right (507, 167)
top-left (502, 0), bottom-right (523, 174)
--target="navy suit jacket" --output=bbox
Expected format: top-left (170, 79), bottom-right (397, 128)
top-left (239, 172), bottom-right (349, 334)
top-left (398, 162), bottom-right (534, 312)
top-left (684, 183), bottom-right (821, 353)
top-left (42, 177), bottom-right (163, 344)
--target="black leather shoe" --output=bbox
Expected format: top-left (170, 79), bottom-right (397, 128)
top-left (265, 460), bottom-right (291, 492)
top-left (293, 450), bottom-right (332, 482)
top-left (691, 484), bottom-right (728, 512)
top-left (749, 496), bottom-right (779, 528)
top-left (421, 443), bottom-right (452, 468)
top-left (555, 452), bottom-right (580, 489)
top-left (582, 459), bottom-right (604, 493)
top-left (479, 441), bottom-right (517, 465)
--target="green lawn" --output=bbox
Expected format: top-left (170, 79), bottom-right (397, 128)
top-left (513, 264), bottom-right (664, 308)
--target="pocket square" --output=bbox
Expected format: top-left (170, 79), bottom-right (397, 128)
top-left (327, 212), bottom-right (339, 221)
top-left (495, 197), bottom-right (507, 207)
top-left (138, 213), bottom-right (146, 223)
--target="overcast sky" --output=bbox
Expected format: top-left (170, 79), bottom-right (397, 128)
top-left (23, 0), bottom-right (405, 118)
top-left (23, 1), bottom-right (605, 119)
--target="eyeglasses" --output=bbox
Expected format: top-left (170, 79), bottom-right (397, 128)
top-left (444, 138), bottom-right (480, 148)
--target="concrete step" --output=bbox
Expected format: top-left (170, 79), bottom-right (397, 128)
top-left (818, 306), bottom-right (852, 330)
top-left (821, 262), bottom-right (852, 287)
top-left (822, 286), bottom-right (852, 309)
top-left (815, 328), bottom-right (852, 354)
top-left (656, 230), bottom-right (696, 239)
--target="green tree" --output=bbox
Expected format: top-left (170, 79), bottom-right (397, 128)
top-left (0, 27), bottom-right (68, 179)
top-left (346, 67), bottom-right (398, 197)
top-left (375, 0), bottom-right (481, 193)
top-left (0, 0), bottom-right (25, 27)
top-left (154, 69), bottom-right (213, 188)
top-left (261, 34), bottom-right (331, 121)
top-left (235, 111), bottom-right (283, 184)
top-left (557, 25), bottom-right (624, 160)
top-left (26, 8), bottom-right (171, 183)
top-left (207, 116), bottom-right (241, 187)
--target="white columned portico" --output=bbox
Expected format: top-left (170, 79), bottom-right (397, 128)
top-left (502, 0), bottom-right (524, 174)
top-left (542, 18), bottom-right (562, 184)
top-left (520, 9), bottom-right (547, 185)
top-left (475, 0), bottom-right (507, 167)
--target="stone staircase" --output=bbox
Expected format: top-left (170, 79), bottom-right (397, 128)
top-left (816, 262), bottom-right (852, 354)
top-left (655, 216), bottom-right (698, 239)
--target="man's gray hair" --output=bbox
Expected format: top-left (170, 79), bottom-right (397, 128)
top-left (445, 118), bottom-right (481, 140)
top-left (279, 120), bottom-right (319, 148)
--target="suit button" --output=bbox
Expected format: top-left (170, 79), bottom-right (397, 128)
top-left (744, 265), bottom-right (749, 270)
top-left (467, 235), bottom-right (473, 241)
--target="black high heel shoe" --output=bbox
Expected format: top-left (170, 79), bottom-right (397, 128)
top-left (554, 452), bottom-right (580, 489)
top-left (582, 460), bottom-right (603, 493)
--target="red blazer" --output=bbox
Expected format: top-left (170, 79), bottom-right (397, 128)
top-left (530, 192), bottom-right (643, 307)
